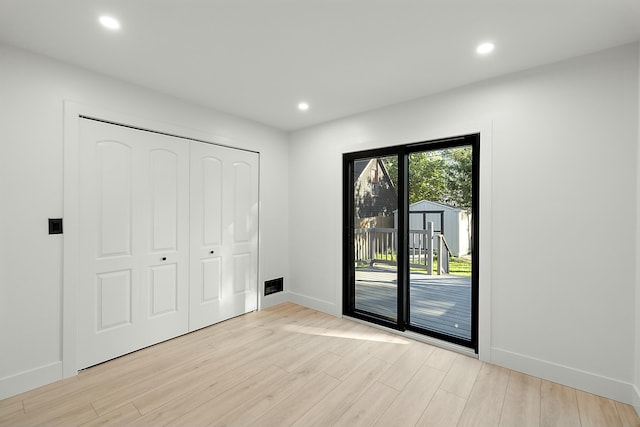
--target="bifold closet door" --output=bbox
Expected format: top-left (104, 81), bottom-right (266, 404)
top-left (77, 119), bottom-right (190, 369)
top-left (189, 142), bottom-right (259, 331)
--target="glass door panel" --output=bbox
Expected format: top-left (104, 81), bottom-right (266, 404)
top-left (407, 145), bottom-right (473, 341)
top-left (353, 156), bottom-right (398, 321)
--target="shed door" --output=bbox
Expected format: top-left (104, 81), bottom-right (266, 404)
top-left (77, 118), bottom-right (190, 369)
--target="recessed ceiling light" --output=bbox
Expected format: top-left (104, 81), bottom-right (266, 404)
top-left (99, 16), bottom-right (121, 30)
top-left (298, 102), bottom-right (310, 111)
top-left (476, 42), bottom-right (495, 55)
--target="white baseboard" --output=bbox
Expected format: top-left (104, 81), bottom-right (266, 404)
top-left (260, 290), bottom-right (290, 309)
top-left (492, 347), bottom-right (635, 405)
top-left (0, 362), bottom-right (62, 400)
top-left (287, 292), bottom-right (340, 317)
top-left (632, 383), bottom-right (640, 416)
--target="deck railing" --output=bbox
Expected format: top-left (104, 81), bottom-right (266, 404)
top-left (354, 224), bottom-right (451, 275)
top-left (436, 234), bottom-right (452, 275)
top-left (354, 227), bottom-right (397, 265)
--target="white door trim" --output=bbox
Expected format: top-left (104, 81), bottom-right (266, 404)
top-left (63, 101), bottom-right (260, 377)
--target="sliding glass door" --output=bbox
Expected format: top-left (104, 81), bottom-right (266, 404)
top-left (343, 135), bottom-right (479, 350)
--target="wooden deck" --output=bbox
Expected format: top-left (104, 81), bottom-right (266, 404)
top-left (355, 266), bottom-right (471, 340)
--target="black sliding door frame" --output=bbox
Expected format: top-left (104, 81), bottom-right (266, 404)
top-left (343, 134), bottom-right (480, 352)
top-left (342, 145), bottom-right (408, 331)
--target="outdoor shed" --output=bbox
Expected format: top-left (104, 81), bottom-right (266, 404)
top-left (395, 200), bottom-right (471, 257)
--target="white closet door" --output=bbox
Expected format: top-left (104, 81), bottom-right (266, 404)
top-left (190, 142), bottom-right (259, 330)
top-left (77, 119), bottom-right (190, 369)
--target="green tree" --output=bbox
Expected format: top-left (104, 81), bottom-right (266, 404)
top-left (382, 156), bottom-right (398, 188)
top-left (443, 147), bottom-right (472, 210)
top-left (382, 146), bottom-right (472, 210)
top-left (408, 152), bottom-right (447, 204)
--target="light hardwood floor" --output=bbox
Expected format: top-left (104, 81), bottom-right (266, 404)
top-left (1, 303), bottom-right (638, 426)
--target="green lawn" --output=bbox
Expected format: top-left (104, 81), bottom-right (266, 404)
top-left (364, 253), bottom-right (472, 277)
top-left (446, 257), bottom-right (472, 276)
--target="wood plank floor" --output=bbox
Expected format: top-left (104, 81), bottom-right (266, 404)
top-left (1, 302), bottom-right (638, 427)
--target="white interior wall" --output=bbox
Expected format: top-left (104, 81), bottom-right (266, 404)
top-left (0, 44), bottom-right (290, 398)
top-left (289, 43), bottom-right (640, 404)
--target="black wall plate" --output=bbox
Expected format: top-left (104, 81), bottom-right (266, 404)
top-left (49, 218), bottom-right (63, 235)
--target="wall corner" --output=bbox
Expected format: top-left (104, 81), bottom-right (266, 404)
top-left (634, 40), bottom-right (640, 417)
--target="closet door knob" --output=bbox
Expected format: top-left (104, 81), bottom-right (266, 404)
top-left (161, 257), bottom-right (167, 261)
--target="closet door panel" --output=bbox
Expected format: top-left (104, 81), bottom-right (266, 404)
top-left (189, 144), bottom-right (225, 330)
top-left (190, 143), bottom-right (258, 330)
top-left (78, 119), bottom-right (189, 369)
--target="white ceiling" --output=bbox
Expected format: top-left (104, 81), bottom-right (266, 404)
top-left (1, 0), bottom-right (639, 131)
